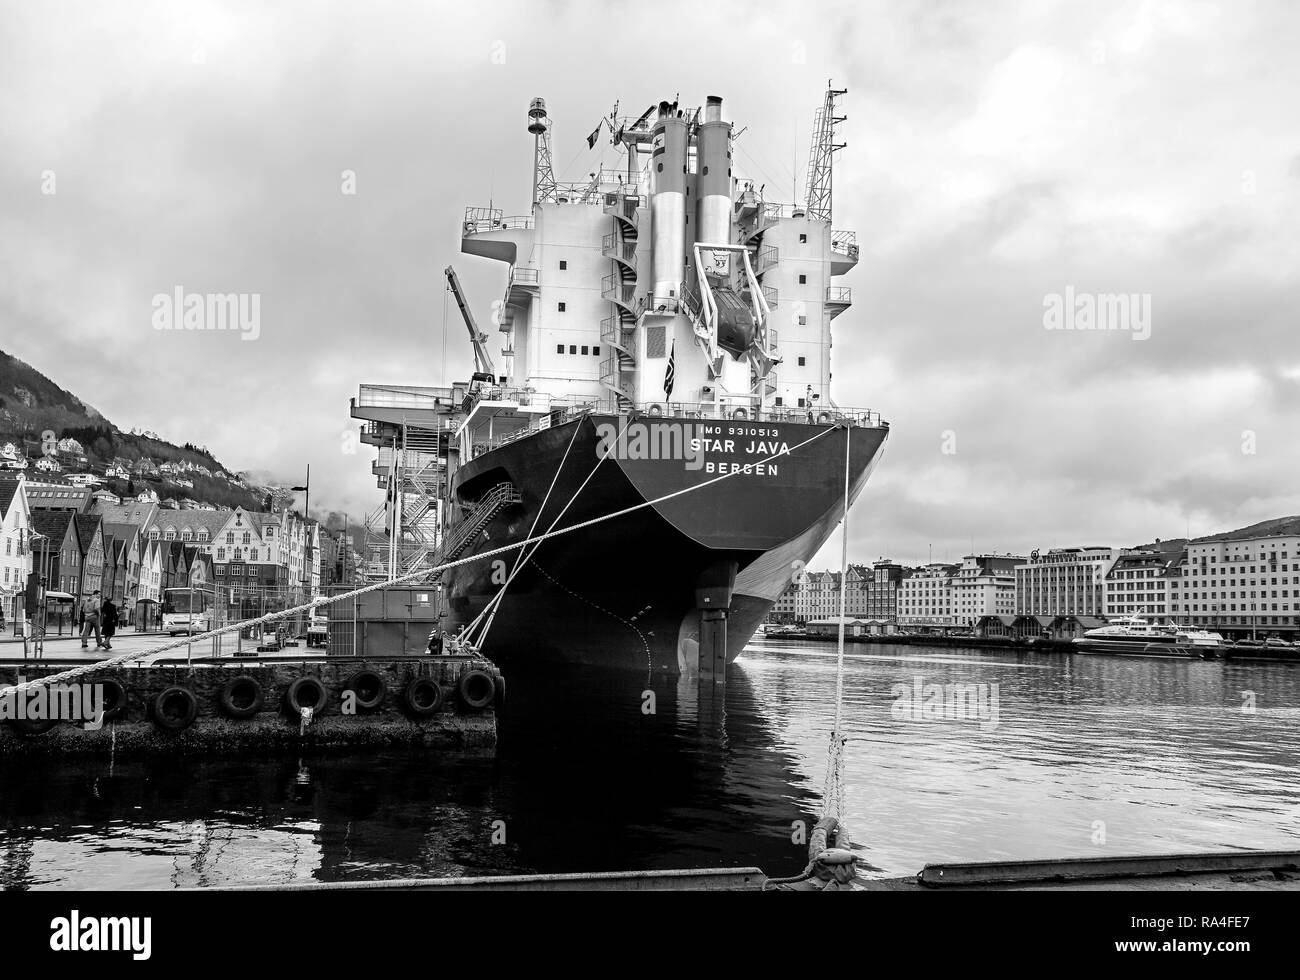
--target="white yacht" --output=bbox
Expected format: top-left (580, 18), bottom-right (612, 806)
top-left (1073, 615), bottom-right (1223, 658)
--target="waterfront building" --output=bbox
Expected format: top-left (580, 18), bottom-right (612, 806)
top-left (72, 514), bottom-right (105, 609)
top-left (897, 563), bottom-right (959, 628)
top-left (1173, 519), bottom-right (1300, 639)
top-left (865, 559), bottom-right (906, 623)
top-left (0, 476), bottom-right (32, 626)
top-left (28, 510), bottom-right (80, 597)
top-left (952, 554), bottom-right (1025, 627)
top-left (1014, 547), bottom-right (1120, 618)
top-left (1103, 549), bottom-right (1180, 623)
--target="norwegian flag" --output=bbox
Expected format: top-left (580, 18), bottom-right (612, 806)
top-left (663, 338), bottom-right (675, 399)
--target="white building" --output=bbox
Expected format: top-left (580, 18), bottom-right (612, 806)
top-left (897, 563), bottom-right (959, 628)
top-left (34, 456), bottom-right (62, 473)
top-left (0, 476), bottom-right (32, 624)
top-left (1103, 550), bottom-right (1180, 623)
top-left (952, 554), bottom-right (1025, 627)
top-left (1173, 521), bottom-right (1300, 639)
top-left (66, 472), bottom-right (104, 487)
top-left (1015, 547), bottom-right (1120, 618)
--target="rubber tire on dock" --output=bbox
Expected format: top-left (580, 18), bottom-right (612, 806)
top-left (283, 677), bottom-right (329, 717)
top-left (99, 679), bottom-right (128, 723)
top-left (344, 670), bottom-right (386, 712)
top-left (218, 676), bottom-right (264, 719)
top-left (152, 687), bottom-right (199, 732)
top-left (458, 669), bottom-right (496, 711)
top-left (6, 716), bottom-right (58, 736)
top-left (403, 677), bottom-right (443, 717)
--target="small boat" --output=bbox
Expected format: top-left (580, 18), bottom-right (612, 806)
top-left (1072, 615), bottom-right (1223, 658)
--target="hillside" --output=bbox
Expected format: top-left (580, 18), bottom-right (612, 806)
top-left (0, 348), bottom-right (268, 511)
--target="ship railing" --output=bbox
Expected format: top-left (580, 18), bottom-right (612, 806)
top-left (755, 244), bottom-right (780, 274)
top-left (618, 400), bottom-right (888, 428)
top-left (761, 285), bottom-right (778, 308)
top-left (831, 229), bottom-right (859, 258)
top-left (463, 207), bottom-right (534, 234)
top-left (356, 385), bottom-right (447, 411)
top-left (508, 266), bottom-right (540, 289)
top-left (827, 285), bottom-right (852, 304)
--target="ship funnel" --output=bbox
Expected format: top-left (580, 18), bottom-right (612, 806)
top-left (695, 95), bottom-right (733, 254)
top-left (650, 104), bottom-right (689, 303)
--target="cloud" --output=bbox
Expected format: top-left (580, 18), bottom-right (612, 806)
top-left (1, 0), bottom-right (1295, 568)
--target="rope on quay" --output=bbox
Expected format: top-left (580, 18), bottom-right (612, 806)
top-left (6, 422), bottom-right (846, 698)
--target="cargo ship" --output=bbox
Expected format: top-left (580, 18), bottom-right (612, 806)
top-left (350, 88), bottom-right (889, 672)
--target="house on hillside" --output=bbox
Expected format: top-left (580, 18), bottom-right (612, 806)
top-left (56, 438), bottom-right (84, 455)
top-left (0, 443), bottom-right (18, 461)
top-left (137, 488), bottom-right (159, 503)
top-left (34, 456), bottom-right (62, 473)
top-left (91, 489), bottom-right (120, 505)
top-left (104, 463), bottom-right (130, 479)
top-left (134, 457), bottom-right (159, 477)
top-left (0, 458), bottom-right (28, 471)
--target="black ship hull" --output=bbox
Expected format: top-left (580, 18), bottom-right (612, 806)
top-left (441, 413), bottom-right (888, 671)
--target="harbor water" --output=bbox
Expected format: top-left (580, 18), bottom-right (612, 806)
top-left (3, 638), bottom-right (1299, 888)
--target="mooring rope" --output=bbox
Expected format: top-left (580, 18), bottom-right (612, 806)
top-left (823, 426), bottom-right (854, 845)
top-left (6, 422), bottom-right (845, 697)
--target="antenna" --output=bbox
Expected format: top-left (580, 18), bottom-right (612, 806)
top-left (805, 81), bottom-right (847, 221)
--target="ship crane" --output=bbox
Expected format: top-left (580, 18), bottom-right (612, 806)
top-left (443, 265), bottom-right (495, 383)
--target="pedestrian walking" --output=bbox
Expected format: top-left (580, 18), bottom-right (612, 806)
top-left (101, 596), bottom-right (119, 651)
top-left (80, 590), bottom-right (103, 649)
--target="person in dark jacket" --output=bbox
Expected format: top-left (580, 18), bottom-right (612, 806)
top-left (101, 597), bottom-right (119, 651)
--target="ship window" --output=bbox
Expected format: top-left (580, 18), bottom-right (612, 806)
top-left (798, 356), bottom-right (806, 366)
top-left (799, 274), bottom-right (807, 284)
top-left (657, 163), bottom-right (663, 173)
top-left (646, 325), bottom-right (667, 358)
top-left (798, 398), bottom-right (806, 408)
top-left (581, 346), bottom-right (589, 355)
top-left (775, 397), bottom-right (783, 406)
top-left (556, 344), bottom-right (564, 354)
top-left (703, 166), bottom-right (709, 176)
top-left (569, 345), bottom-right (577, 354)
top-left (592, 346), bottom-right (600, 356)
top-left (798, 316), bottom-right (807, 325)
top-left (558, 302), bottom-right (566, 312)
top-left (799, 234), bottom-right (807, 244)
top-left (559, 260), bottom-right (567, 270)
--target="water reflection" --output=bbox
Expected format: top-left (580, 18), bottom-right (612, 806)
top-left (2, 640), bottom-right (1298, 888)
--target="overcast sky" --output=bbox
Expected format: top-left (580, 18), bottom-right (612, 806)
top-left (2, 0), bottom-right (1296, 567)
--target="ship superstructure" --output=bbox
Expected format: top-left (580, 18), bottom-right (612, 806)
top-left (351, 88), bottom-right (889, 673)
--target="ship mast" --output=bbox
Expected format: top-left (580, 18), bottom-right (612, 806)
top-left (528, 97), bottom-right (557, 211)
top-left (804, 82), bottom-right (846, 221)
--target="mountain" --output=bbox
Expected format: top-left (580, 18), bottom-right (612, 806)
top-left (0, 348), bottom-right (267, 511)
